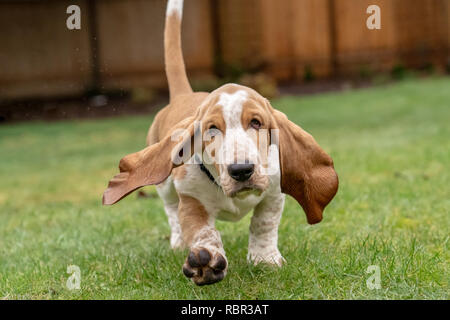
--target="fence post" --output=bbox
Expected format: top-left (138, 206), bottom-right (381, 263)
top-left (87, 0), bottom-right (101, 93)
top-left (328, 0), bottom-right (338, 77)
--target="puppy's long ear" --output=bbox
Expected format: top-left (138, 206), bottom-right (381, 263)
top-left (103, 118), bottom-right (198, 205)
top-left (272, 110), bottom-right (338, 224)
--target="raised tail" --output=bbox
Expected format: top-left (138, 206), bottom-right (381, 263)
top-left (165, 0), bottom-right (192, 101)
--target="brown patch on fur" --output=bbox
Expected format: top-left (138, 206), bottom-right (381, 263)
top-left (202, 104), bottom-right (226, 133)
top-left (178, 194), bottom-right (210, 246)
top-left (198, 100), bottom-right (226, 176)
top-left (241, 99), bottom-right (270, 131)
top-left (271, 109), bottom-right (339, 224)
top-left (240, 99), bottom-right (272, 167)
top-left (172, 166), bottom-right (187, 181)
top-left (147, 93), bottom-right (209, 146)
top-left (217, 83), bottom-right (244, 95)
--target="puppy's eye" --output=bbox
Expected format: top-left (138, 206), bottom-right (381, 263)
top-left (250, 119), bottom-right (261, 129)
top-left (208, 125), bottom-right (220, 137)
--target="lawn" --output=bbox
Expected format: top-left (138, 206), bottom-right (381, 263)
top-left (0, 77), bottom-right (448, 299)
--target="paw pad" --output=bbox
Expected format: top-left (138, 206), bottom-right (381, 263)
top-left (182, 248), bottom-right (227, 286)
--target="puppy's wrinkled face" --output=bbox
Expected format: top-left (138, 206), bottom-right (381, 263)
top-left (200, 85), bottom-right (277, 197)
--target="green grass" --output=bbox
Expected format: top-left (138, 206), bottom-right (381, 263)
top-left (0, 77), bottom-right (449, 299)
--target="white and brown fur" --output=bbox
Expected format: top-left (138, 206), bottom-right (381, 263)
top-left (103, 0), bottom-right (338, 286)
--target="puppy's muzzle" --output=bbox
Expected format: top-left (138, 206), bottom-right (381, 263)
top-left (227, 163), bottom-right (254, 182)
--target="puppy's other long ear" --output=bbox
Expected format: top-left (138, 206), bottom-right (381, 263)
top-left (103, 119), bottom-right (197, 205)
top-left (272, 110), bottom-right (338, 224)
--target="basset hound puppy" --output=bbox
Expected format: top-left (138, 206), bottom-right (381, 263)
top-left (103, 0), bottom-right (338, 286)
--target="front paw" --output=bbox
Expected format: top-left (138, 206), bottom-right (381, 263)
top-left (247, 249), bottom-right (285, 267)
top-left (182, 247), bottom-right (227, 286)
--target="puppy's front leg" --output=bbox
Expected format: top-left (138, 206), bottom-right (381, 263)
top-left (248, 193), bottom-right (286, 267)
top-left (178, 194), bottom-right (227, 285)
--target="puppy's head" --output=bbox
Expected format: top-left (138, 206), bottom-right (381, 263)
top-left (103, 84), bottom-right (338, 224)
top-left (198, 85), bottom-right (273, 198)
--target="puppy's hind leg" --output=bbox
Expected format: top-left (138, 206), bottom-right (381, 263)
top-left (156, 177), bottom-right (184, 249)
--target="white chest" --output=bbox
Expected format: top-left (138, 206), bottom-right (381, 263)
top-left (215, 191), bottom-right (265, 222)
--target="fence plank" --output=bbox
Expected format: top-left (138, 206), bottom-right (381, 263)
top-left (393, 0), bottom-right (449, 68)
top-left (0, 1), bottom-right (92, 99)
top-left (333, 0), bottom-right (397, 74)
top-left (96, 0), bottom-right (214, 91)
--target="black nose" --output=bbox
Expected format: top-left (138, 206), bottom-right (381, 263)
top-left (227, 163), bottom-right (254, 182)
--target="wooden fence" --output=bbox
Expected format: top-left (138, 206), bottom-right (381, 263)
top-left (0, 0), bottom-right (448, 100)
top-left (218, 0), bottom-right (449, 80)
top-left (0, 0), bottom-right (213, 99)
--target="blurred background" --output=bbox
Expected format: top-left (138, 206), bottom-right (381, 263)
top-left (0, 0), bottom-right (448, 122)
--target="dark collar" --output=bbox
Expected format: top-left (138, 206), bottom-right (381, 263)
top-left (194, 154), bottom-right (220, 187)
top-left (199, 163), bottom-right (220, 187)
